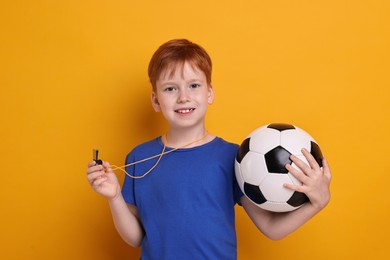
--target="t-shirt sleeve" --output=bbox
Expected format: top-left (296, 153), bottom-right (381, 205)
top-left (121, 152), bottom-right (137, 205)
top-left (231, 143), bottom-right (245, 206)
top-left (233, 174), bottom-right (245, 206)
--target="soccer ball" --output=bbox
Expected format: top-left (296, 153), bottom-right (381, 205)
top-left (235, 123), bottom-right (323, 212)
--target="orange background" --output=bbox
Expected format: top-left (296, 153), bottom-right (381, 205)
top-left (1, 0), bottom-right (389, 259)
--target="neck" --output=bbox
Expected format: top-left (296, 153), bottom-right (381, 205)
top-left (164, 128), bottom-right (211, 148)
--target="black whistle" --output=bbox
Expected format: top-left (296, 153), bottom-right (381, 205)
top-left (93, 149), bottom-right (103, 165)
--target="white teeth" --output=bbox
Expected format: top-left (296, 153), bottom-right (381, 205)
top-left (176, 108), bottom-right (194, 113)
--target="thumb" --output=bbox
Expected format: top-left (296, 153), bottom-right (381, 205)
top-left (102, 161), bottom-right (113, 172)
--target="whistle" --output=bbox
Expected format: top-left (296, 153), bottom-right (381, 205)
top-left (93, 149), bottom-right (103, 165)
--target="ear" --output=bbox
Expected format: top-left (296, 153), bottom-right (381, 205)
top-left (208, 84), bottom-right (215, 104)
top-left (151, 92), bottom-right (161, 112)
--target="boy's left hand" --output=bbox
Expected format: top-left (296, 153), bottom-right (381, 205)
top-left (284, 148), bottom-right (332, 211)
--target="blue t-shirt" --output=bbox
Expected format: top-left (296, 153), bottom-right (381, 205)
top-left (122, 137), bottom-right (244, 259)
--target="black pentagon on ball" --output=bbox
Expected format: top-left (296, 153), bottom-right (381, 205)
top-left (310, 141), bottom-right (324, 167)
top-left (287, 191), bottom-right (309, 207)
top-left (264, 146), bottom-right (292, 173)
top-left (267, 123), bottom-right (295, 131)
top-left (244, 182), bottom-right (267, 204)
top-left (236, 137), bottom-right (250, 163)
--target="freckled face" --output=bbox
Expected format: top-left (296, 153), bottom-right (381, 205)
top-left (151, 62), bottom-right (214, 131)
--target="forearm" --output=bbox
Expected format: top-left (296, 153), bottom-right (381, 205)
top-left (266, 203), bottom-right (321, 240)
top-left (242, 197), bottom-right (326, 240)
top-left (108, 194), bottom-right (144, 247)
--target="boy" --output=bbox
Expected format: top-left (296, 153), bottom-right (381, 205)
top-left (86, 39), bottom-right (332, 259)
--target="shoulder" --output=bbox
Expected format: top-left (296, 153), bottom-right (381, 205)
top-left (214, 137), bottom-right (239, 151)
top-left (133, 137), bottom-right (161, 150)
top-left (205, 137), bottom-right (239, 159)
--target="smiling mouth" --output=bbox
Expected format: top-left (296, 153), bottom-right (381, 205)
top-left (175, 108), bottom-right (195, 114)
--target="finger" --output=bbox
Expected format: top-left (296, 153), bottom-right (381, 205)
top-left (283, 182), bottom-right (306, 193)
top-left (322, 157), bottom-right (332, 180)
top-left (86, 164), bottom-right (104, 175)
top-left (103, 161), bottom-right (111, 168)
top-left (290, 154), bottom-right (311, 176)
top-left (87, 170), bottom-right (106, 183)
top-left (91, 175), bottom-right (108, 187)
top-left (286, 163), bottom-right (308, 183)
top-left (301, 148), bottom-right (321, 172)
top-left (88, 160), bottom-right (96, 167)
top-left (103, 161), bottom-right (114, 173)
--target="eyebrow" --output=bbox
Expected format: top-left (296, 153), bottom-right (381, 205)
top-left (159, 78), bottom-right (203, 86)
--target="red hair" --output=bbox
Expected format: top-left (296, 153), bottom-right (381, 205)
top-left (148, 39), bottom-right (212, 90)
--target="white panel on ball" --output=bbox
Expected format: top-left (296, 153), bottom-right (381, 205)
top-left (260, 174), bottom-right (294, 202)
top-left (261, 202), bottom-right (296, 212)
top-left (240, 151), bottom-right (268, 185)
top-left (249, 127), bottom-right (281, 154)
top-left (280, 127), bottom-right (313, 156)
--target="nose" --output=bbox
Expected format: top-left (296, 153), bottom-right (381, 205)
top-left (177, 88), bottom-right (190, 103)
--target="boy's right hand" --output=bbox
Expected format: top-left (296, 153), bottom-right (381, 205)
top-left (86, 161), bottom-right (121, 200)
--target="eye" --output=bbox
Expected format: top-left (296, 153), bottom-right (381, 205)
top-left (190, 83), bottom-right (201, 89)
top-left (164, 86), bottom-right (176, 92)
